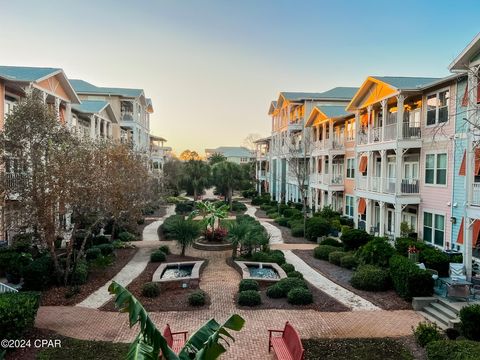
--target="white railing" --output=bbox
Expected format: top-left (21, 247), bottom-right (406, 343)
top-left (369, 127), bottom-right (382, 143)
top-left (370, 176), bottom-right (382, 192)
top-left (384, 123), bottom-right (397, 141)
top-left (472, 183), bottom-right (480, 206)
top-left (332, 136), bottom-right (344, 149)
top-left (357, 176), bottom-right (419, 194)
top-left (384, 177), bottom-right (396, 193)
top-left (403, 123), bottom-right (421, 139)
top-left (358, 176), bottom-right (368, 190)
top-left (259, 170), bottom-right (267, 177)
top-left (330, 174), bottom-right (343, 185)
top-left (0, 282), bottom-right (18, 293)
top-left (357, 131), bottom-right (368, 145)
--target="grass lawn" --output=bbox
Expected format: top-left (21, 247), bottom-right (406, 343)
top-left (303, 338), bottom-right (414, 360)
top-left (36, 338), bottom-right (129, 360)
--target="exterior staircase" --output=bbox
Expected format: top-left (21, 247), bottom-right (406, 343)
top-left (0, 281), bottom-right (19, 293)
top-left (417, 298), bottom-right (461, 329)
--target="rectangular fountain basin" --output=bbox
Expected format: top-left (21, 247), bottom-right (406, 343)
top-left (234, 261), bottom-right (287, 285)
top-left (152, 261), bottom-right (204, 290)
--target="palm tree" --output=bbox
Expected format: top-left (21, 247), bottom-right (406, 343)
top-left (227, 221), bottom-right (251, 258)
top-left (108, 281), bottom-right (245, 360)
top-left (208, 152), bottom-right (226, 165)
top-left (211, 162), bottom-right (243, 208)
top-left (181, 160), bottom-right (211, 201)
top-left (170, 216), bottom-right (200, 256)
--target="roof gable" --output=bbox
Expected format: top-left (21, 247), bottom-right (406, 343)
top-left (0, 66), bottom-right (60, 82)
top-left (449, 33), bottom-right (480, 71)
top-left (305, 105), bottom-right (352, 127)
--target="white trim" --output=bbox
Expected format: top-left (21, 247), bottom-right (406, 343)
top-left (424, 86), bottom-right (450, 128)
top-left (423, 151), bottom-right (448, 187)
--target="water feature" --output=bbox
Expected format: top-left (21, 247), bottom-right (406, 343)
top-left (161, 264), bottom-right (194, 280)
top-left (247, 264), bottom-right (280, 279)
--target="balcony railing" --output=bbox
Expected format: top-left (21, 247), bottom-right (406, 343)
top-left (5, 173), bottom-right (27, 191)
top-left (384, 123), bottom-right (397, 141)
top-left (356, 176), bottom-right (419, 195)
top-left (472, 183), bottom-right (480, 206)
top-left (403, 123), bottom-right (421, 139)
top-left (357, 122), bottom-right (422, 145)
top-left (309, 173), bottom-right (344, 186)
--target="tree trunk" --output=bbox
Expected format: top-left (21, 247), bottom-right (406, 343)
top-left (181, 245), bottom-right (186, 256)
top-left (229, 187), bottom-right (233, 210)
top-left (193, 188), bottom-right (197, 201)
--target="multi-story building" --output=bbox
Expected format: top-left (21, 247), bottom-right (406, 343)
top-left (150, 135), bottom-right (172, 173)
top-left (253, 137), bottom-right (271, 194)
top-left (70, 79), bottom-right (153, 153)
top-left (71, 100), bottom-right (118, 140)
top-left (205, 146), bottom-right (255, 164)
top-left (449, 33), bottom-right (480, 277)
top-left (267, 88), bottom-right (358, 204)
top-left (346, 75), bottom-right (461, 241)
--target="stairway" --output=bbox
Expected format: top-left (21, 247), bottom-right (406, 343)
top-left (419, 299), bottom-right (461, 329)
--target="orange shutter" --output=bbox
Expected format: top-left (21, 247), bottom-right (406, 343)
top-left (462, 84), bottom-right (469, 107)
top-left (369, 111), bottom-right (374, 125)
top-left (358, 198), bottom-right (366, 214)
top-left (475, 148), bottom-right (480, 175)
top-left (477, 83), bottom-right (480, 104)
top-left (473, 220), bottom-right (480, 247)
top-left (457, 217), bottom-right (464, 244)
top-left (358, 156), bottom-right (368, 173)
top-left (360, 113), bottom-right (368, 126)
top-left (459, 151), bottom-right (466, 176)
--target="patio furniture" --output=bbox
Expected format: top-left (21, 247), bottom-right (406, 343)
top-left (268, 321), bottom-right (304, 360)
top-left (439, 277), bottom-right (472, 301)
top-left (163, 324), bottom-right (188, 354)
top-left (472, 285), bottom-right (480, 300)
top-left (449, 263), bottom-right (467, 281)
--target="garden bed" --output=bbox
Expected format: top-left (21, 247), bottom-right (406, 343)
top-left (254, 208), bottom-right (312, 244)
top-left (234, 280), bottom-right (349, 312)
top-left (5, 328), bottom-right (129, 360)
top-left (293, 250), bottom-right (411, 310)
top-left (40, 248), bottom-right (137, 306)
top-left (303, 337), bottom-right (422, 360)
top-left (100, 254), bottom-right (210, 312)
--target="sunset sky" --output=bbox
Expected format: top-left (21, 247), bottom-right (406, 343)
top-left (1, 0), bottom-right (479, 154)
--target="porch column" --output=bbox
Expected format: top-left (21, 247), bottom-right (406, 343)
top-left (366, 151), bottom-right (371, 191)
top-left (327, 190), bottom-right (333, 207)
top-left (327, 155), bottom-right (333, 185)
top-left (65, 102), bottom-right (72, 128)
top-left (102, 120), bottom-right (107, 138)
top-left (395, 148), bottom-right (403, 194)
top-left (96, 118), bottom-right (101, 139)
top-left (381, 99), bottom-right (387, 141)
top-left (353, 197), bottom-right (359, 229)
top-left (354, 111), bottom-right (360, 191)
top-left (365, 199), bottom-right (372, 234)
top-left (379, 201), bottom-right (385, 236)
top-left (367, 105), bottom-right (372, 143)
top-left (54, 97), bottom-right (60, 121)
top-left (465, 218), bottom-right (473, 279)
top-left (90, 116), bottom-right (96, 139)
top-left (394, 204), bottom-right (402, 239)
top-left (322, 123), bottom-right (326, 148)
top-left (396, 94), bottom-right (405, 139)
top-left (329, 120), bottom-right (334, 148)
top-left (380, 150), bottom-right (387, 192)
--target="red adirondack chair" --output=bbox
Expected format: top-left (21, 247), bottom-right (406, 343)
top-left (268, 321), bottom-right (304, 360)
top-left (163, 323), bottom-right (188, 355)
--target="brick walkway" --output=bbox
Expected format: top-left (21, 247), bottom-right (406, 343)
top-left (36, 246), bottom-right (423, 359)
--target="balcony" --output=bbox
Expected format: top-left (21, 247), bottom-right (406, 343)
top-left (358, 122), bottom-right (421, 146)
top-left (288, 120), bottom-right (303, 132)
top-left (309, 173), bottom-right (344, 187)
top-left (357, 176), bottom-right (420, 195)
top-left (312, 137), bottom-right (345, 154)
top-left (472, 183), bottom-right (480, 206)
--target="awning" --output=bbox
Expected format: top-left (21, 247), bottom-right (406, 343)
top-left (459, 151), bottom-right (466, 176)
top-left (462, 84), bottom-right (469, 107)
top-left (475, 148), bottom-right (480, 175)
top-left (358, 156), bottom-right (368, 173)
top-left (457, 217), bottom-right (464, 244)
top-left (358, 198), bottom-right (366, 214)
top-left (457, 217), bottom-right (480, 247)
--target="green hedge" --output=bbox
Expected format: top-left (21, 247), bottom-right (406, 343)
top-left (238, 290), bottom-right (261, 306)
top-left (426, 340), bottom-right (480, 360)
top-left (314, 245), bottom-right (339, 260)
top-left (239, 279), bottom-right (259, 292)
top-left (188, 290), bottom-right (206, 306)
top-left (23, 255), bottom-right (53, 290)
top-left (350, 265), bottom-right (390, 291)
top-left (328, 251), bottom-right (346, 266)
top-left (389, 255), bottom-right (434, 300)
top-left (290, 225), bottom-right (304, 237)
top-left (420, 247), bottom-right (450, 277)
top-left (287, 287), bottom-right (313, 305)
top-left (251, 250), bottom-right (285, 265)
top-left (305, 217), bottom-right (330, 241)
top-left (340, 229), bottom-right (372, 250)
top-left (340, 254), bottom-right (358, 269)
top-left (460, 304), bottom-right (480, 341)
top-left (0, 292), bottom-right (40, 339)
top-left (320, 238), bottom-right (343, 247)
top-left (357, 237), bottom-right (396, 268)
top-left (274, 217), bottom-right (289, 227)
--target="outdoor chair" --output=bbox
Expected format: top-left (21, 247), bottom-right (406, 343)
top-left (449, 263), bottom-right (467, 281)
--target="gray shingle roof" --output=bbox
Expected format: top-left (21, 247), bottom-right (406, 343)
top-left (72, 100), bottom-right (109, 114)
top-left (70, 79), bottom-right (143, 97)
top-left (373, 76), bottom-right (442, 90)
top-left (0, 66), bottom-right (60, 82)
top-left (316, 105), bottom-right (350, 119)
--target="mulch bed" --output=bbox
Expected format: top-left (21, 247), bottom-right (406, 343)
top-left (302, 337), bottom-right (422, 360)
top-left (5, 328), bottom-right (129, 360)
top-left (254, 208), bottom-right (313, 244)
top-left (235, 281), bottom-right (350, 312)
top-left (100, 254), bottom-right (210, 312)
top-left (293, 250), bottom-right (412, 310)
top-left (40, 248), bottom-right (137, 306)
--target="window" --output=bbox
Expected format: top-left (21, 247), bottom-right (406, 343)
top-left (423, 212), bottom-right (445, 246)
top-left (346, 158), bottom-right (355, 178)
top-left (426, 89), bottom-right (449, 126)
top-left (425, 153), bottom-right (447, 185)
top-left (345, 196), bottom-right (354, 218)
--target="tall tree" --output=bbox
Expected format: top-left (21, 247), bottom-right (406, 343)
top-left (208, 152), bottom-right (226, 165)
top-left (181, 160), bottom-right (211, 200)
top-left (163, 158), bottom-right (184, 196)
top-left (211, 161), bottom-right (243, 208)
top-left (179, 149), bottom-right (201, 161)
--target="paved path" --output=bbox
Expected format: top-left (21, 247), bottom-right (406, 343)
top-left (245, 203), bottom-right (282, 244)
top-left (76, 205), bottom-right (175, 309)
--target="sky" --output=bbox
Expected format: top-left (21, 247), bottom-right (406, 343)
top-left (1, 0), bottom-right (479, 154)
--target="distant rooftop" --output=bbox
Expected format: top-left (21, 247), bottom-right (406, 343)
top-left (0, 66), bottom-right (61, 82)
top-left (372, 76), bottom-right (442, 90)
top-left (206, 146), bottom-right (254, 158)
top-left (281, 87), bottom-right (359, 101)
top-left (70, 79), bottom-right (144, 98)
top-left (72, 100), bottom-right (109, 114)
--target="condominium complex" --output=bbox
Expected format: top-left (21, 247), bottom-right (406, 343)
top-left (256, 35), bottom-right (480, 277)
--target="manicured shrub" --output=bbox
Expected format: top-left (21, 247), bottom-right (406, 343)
top-left (0, 292), bottom-right (40, 339)
top-left (287, 287), bottom-right (313, 305)
top-left (339, 216), bottom-right (354, 227)
top-left (394, 237), bottom-right (426, 256)
top-left (277, 204), bottom-right (289, 215)
top-left (150, 250), bottom-right (166, 262)
top-left (420, 247), bottom-right (450, 277)
top-left (425, 340), bottom-right (480, 360)
top-left (118, 231), bottom-right (136, 242)
top-left (305, 217), bottom-right (330, 241)
top-left (241, 189), bottom-right (257, 198)
top-left (71, 259), bottom-right (88, 285)
top-left (314, 245), bottom-right (339, 260)
top-left (0, 248), bottom-right (15, 275)
top-left (251, 250), bottom-right (285, 265)
top-left (92, 235), bottom-right (110, 246)
top-left (239, 279), bottom-right (260, 292)
top-left (188, 290), bottom-right (206, 306)
top-left (340, 229), bottom-right (371, 250)
top-left (459, 304), bottom-right (480, 341)
top-left (266, 284), bottom-right (284, 298)
top-left (320, 237), bottom-right (342, 247)
top-left (96, 243), bottom-right (114, 256)
top-left (238, 290), bottom-right (261, 306)
top-left (328, 251), bottom-right (345, 266)
top-left (350, 265), bottom-right (390, 291)
top-left (288, 219), bottom-right (303, 230)
top-left (268, 212), bottom-right (280, 219)
top-left (340, 253), bottom-right (357, 269)
top-left (175, 201), bottom-right (195, 214)
top-left (281, 263), bottom-right (295, 273)
top-left (287, 271), bottom-right (304, 279)
top-left (158, 245), bottom-right (171, 255)
top-left (290, 225), bottom-right (305, 237)
top-left (389, 255), bottom-right (434, 300)
top-left (86, 247), bottom-right (102, 261)
top-left (283, 208), bottom-right (302, 218)
top-left (413, 321), bottom-right (443, 347)
top-left (274, 277), bottom-right (308, 297)
top-left (22, 256), bottom-right (53, 291)
top-left (160, 215), bottom-right (183, 239)
top-left (259, 204), bottom-right (272, 211)
top-left (231, 201), bottom-right (247, 213)
top-left (274, 217), bottom-right (289, 227)
top-left (357, 237), bottom-right (395, 268)
top-left (142, 282), bottom-right (160, 298)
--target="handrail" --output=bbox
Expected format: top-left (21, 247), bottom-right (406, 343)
top-left (0, 282), bottom-right (18, 293)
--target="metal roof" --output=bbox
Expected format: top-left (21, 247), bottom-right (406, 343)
top-left (72, 100), bottom-right (109, 114)
top-left (0, 66), bottom-right (61, 82)
top-left (315, 105), bottom-right (350, 119)
top-left (70, 79), bottom-right (144, 98)
top-left (372, 76), bottom-right (442, 90)
top-left (280, 87), bottom-right (358, 101)
top-left (206, 146), bottom-right (254, 158)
